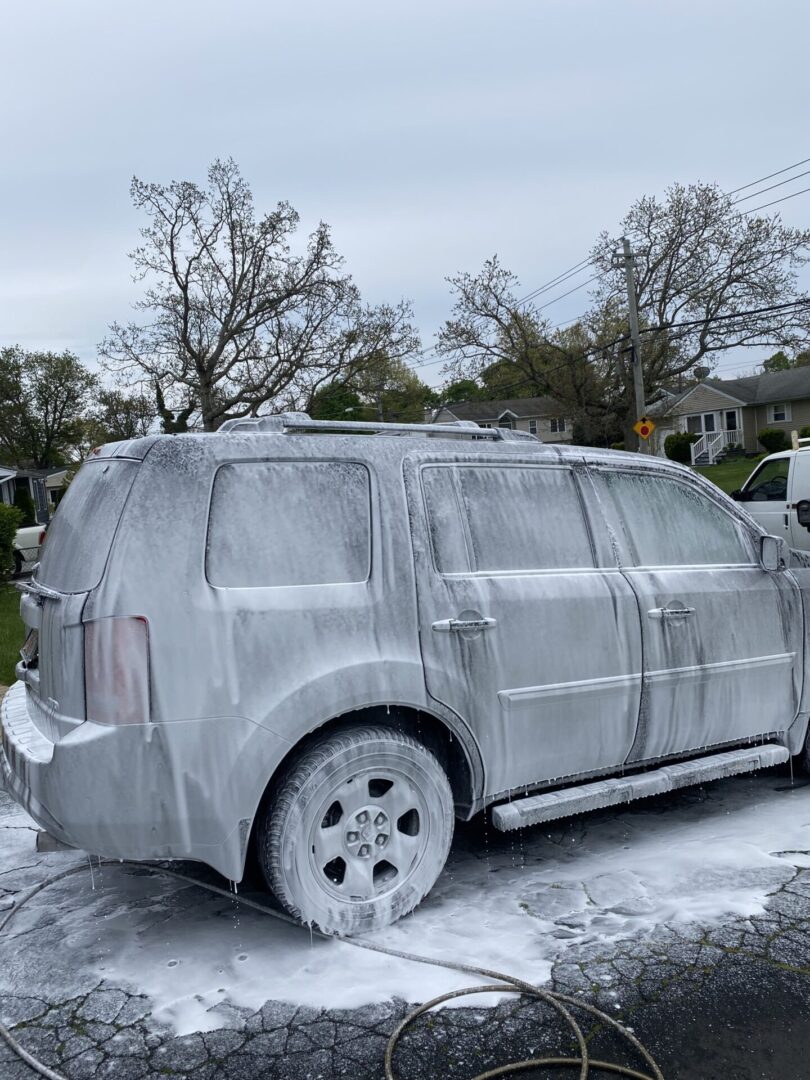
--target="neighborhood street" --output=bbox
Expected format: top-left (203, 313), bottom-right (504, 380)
top-left (3, 766), bottom-right (810, 1079)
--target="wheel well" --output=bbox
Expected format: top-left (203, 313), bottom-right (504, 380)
top-left (244, 705), bottom-right (478, 883)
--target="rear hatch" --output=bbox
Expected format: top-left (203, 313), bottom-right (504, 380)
top-left (21, 458), bottom-right (140, 726)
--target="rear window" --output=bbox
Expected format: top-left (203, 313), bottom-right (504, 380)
top-left (206, 460), bottom-right (371, 588)
top-left (36, 459), bottom-right (139, 593)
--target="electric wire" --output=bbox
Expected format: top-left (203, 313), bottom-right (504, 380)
top-left (731, 167), bottom-right (810, 205)
top-left (0, 860), bottom-right (664, 1080)
top-left (742, 185), bottom-right (810, 215)
top-left (727, 155), bottom-right (810, 196)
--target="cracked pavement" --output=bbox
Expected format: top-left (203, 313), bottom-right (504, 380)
top-left (2, 772), bottom-right (810, 1079)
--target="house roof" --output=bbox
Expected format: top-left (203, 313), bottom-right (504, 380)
top-left (655, 367), bottom-right (810, 415)
top-left (435, 396), bottom-right (565, 422)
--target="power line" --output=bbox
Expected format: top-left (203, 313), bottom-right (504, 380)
top-left (515, 256), bottom-right (595, 307)
top-left (742, 184), bottom-right (810, 215)
top-left (732, 167), bottom-right (810, 205)
top-left (727, 155), bottom-right (810, 196)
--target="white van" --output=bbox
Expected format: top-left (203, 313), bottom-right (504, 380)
top-left (731, 433), bottom-right (810, 551)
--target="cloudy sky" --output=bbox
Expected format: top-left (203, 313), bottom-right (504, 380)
top-left (2, 0), bottom-right (808, 387)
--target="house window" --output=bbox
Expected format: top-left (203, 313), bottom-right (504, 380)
top-left (528, 419), bottom-right (537, 435)
top-left (479, 422), bottom-right (492, 428)
top-left (686, 413), bottom-right (717, 434)
top-left (724, 410), bottom-right (738, 431)
top-left (768, 403), bottom-right (791, 423)
top-left (549, 418), bottom-right (566, 433)
top-left (498, 417), bottom-right (514, 429)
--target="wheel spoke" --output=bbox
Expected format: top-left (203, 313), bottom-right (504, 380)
top-left (313, 823), bottom-right (343, 865)
top-left (340, 856), bottom-right (375, 899)
top-left (385, 828), bottom-right (422, 874)
top-left (379, 780), bottom-right (420, 822)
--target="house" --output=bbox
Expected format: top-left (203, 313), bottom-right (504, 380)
top-left (0, 467), bottom-right (69, 523)
top-left (648, 368), bottom-right (810, 464)
top-left (426, 396), bottom-right (574, 443)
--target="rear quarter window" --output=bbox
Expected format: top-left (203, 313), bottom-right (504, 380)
top-left (36, 459), bottom-right (140, 593)
top-left (206, 460), bottom-right (371, 588)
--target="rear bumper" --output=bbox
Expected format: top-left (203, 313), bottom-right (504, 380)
top-left (1, 681), bottom-right (290, 880)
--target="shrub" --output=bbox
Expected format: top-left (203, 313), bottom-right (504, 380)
top-left (664, 431), bottom-right (700, 463)
top-left (0, 504), bottom-right (22, 580)
top-left (610, 441), bottom-right (625, 451)
top-left (800, 426), bottom-right (810, 439)
top-left (757, 428), bottom-right (790, 453)
top-left (12, 487), bottom-right (36, 527)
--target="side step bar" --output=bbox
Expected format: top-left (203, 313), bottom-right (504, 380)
top-left (491, 744), bottom-right (789, 832)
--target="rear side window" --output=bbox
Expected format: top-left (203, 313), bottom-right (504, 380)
top-left (591, 469), bottom-right (752, 567)
top-left (207, 460), bottom-right (371, 587)
top-left (421, 464), bottom-right (594, 574)
top-left (36, 459), bottom-right (139, 593)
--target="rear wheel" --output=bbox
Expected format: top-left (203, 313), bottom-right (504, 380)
top-left (258, 725), bottom-right (454, 934)
top-left (13, 551), bottom-right (22, 576)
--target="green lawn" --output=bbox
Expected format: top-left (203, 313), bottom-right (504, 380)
top-left (691, 454), bottom-right (764, 494)
top-left (0, 584), bottom-right (24, 686)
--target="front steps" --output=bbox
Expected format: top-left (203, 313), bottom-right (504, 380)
top-left (491, 744), bottom-right (789, 831)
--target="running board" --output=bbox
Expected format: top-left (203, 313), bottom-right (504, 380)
top-left (491, 744), bottom-right (790, 832)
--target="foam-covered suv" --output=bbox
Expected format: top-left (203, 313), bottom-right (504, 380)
top-left (3, 413), bottom-right (810, 933)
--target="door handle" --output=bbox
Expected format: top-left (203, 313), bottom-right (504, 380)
top-left (432, 617), bottom-right (497, 633)
top-left (647, 607), bottom-right (695, 620)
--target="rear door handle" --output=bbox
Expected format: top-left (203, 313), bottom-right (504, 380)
top-left (647, 607), bottom-right (695, 620)
top-left (432, 617), bottom-right (497, 633)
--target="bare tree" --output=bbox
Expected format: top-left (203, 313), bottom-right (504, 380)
top-left (436, 257), bottom-right (615, 438)
top-left (439, 185), bottom-right (810, 447)
top-left (100, 159), bottom-right (419, 430)
top-left (590, 182), bottom-right (810, 441)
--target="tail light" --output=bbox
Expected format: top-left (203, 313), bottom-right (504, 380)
top-left (38, 530), bottom-right (46, 546)
top-left (84, 616), bottom-right (150, 725)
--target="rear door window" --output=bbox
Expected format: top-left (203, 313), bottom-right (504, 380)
top-left (36, 459), bottom-right (140, 593)
top-left (206, 460), bottom-right (371, 587)
top-left (421, 464), bottom-right (594, 574)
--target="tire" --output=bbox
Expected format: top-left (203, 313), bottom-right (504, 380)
top-left (258, 725), bottom-right (454, 934)
top-left (13, 551), bottom-right (22, 576)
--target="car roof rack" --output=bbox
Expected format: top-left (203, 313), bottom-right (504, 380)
top-left (791, 431), bottom-right (810, 451)
top-left (218, 412), bottom-right (540, 442)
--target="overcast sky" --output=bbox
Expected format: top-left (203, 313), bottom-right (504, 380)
top-left (2, 0), bottom-right (808, 387)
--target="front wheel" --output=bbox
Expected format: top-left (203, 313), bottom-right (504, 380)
top-left (258, 725), bottom-right (454, 934)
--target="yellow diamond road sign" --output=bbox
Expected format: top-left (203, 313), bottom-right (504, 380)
top-left (633, 416), bottom-right (655, 440)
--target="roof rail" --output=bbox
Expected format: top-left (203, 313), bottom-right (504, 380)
top-left (217, 412), bottom-right (540, 442)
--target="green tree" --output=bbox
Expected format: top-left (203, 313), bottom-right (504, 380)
top-left (12, 487), bottom-right (36, 527)
top-left (0, 504), bottom-right (22, 579)
top-left (309, 381), bottom-right (367, 421)
top-left (0, 347), bottom-right (97, 467)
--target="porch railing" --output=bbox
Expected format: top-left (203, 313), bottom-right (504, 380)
top-left (690, 428), bottom-right (741, 465)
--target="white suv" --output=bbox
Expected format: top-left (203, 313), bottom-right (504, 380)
top-left (3, 413), bottom-right (810, 934)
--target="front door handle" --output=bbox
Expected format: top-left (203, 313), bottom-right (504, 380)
top-left (432, 617), bottom-right (497, 633)
top-left (647, 606), bottom-right (696, 620)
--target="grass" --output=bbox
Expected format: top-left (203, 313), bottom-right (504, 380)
top-left (691, 454), bottom-right (765, 494)
top-left (0, 583), bottom-right (24, 686)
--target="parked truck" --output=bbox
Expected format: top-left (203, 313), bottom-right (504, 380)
top-left (13, 523), bottom-right (46, 575)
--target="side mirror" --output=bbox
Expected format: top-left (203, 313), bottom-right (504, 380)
top-left (797, 500), bottom-right (810, 531)
top-left (760, 534), bottom-right (786, 572)
top-left (730, 489), bottom-right (742, 501)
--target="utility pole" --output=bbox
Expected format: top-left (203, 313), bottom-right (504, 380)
top-left (620, 237), bottom-right (649, 453)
